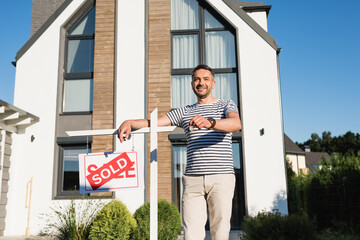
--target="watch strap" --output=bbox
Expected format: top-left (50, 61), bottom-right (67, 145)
top-left (207, 118), bottom-right (216, 129)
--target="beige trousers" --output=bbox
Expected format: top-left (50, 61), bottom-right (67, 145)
top-left (182, 174), bottom-right (235, 240)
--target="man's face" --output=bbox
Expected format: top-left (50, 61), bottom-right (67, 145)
top-left (191, 69), bottom-right (215, 99)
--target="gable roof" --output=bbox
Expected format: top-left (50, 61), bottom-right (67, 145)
top-left (15, 0), bottom-right (73, 61)
top-left (305, 152), bottom-right (331, 168)
top-left (223, 0), bottom-right (278, 50)
top-left (16, 0), bottom-right (278, 62)
top-left (284, 134), bottom-right (305, 155)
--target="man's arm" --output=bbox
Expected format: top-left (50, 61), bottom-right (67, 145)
top-left (117, 115), bottom-right (171, 142)
top-left (189, 112), bottom-right (241, 133)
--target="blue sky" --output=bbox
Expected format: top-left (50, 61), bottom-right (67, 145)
top-left (0, 0), bottom-right (359, 143)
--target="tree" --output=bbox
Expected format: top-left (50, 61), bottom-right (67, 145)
top-left (297, 131), bottom-right (360, 155)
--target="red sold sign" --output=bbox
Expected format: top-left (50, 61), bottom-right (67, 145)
top-left (86, 152), bottom-right (134, 190)
top-left (79, 152), bottom-right (139, 193)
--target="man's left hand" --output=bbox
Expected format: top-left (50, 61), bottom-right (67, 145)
top-left (189, 115), bottom-right (212, 129)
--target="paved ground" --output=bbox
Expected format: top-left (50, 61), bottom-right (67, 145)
top-left (0, 231), bottom-right (242, 240)
top-left (0, 237), bottom-right (53, 240)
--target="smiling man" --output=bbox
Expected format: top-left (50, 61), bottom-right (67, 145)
top-left (118, 64), bottom-right (242, 240)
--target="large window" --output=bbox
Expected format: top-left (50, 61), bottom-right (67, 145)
top-left (172, 141), bottom-right (245, 229)
top-left (171, 0), bottom-right (238, 108)
top-left (171, 0), bottom-right (245, 230)
top-left (63, 7), bottom-right (95, 113)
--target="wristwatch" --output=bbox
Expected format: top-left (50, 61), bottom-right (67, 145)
top-left (207, 117), bottom-right (216, 129)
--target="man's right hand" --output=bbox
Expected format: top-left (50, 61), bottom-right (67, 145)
top-left (117, 116), bottom-right (171, 143)
top-left (117, 120), bottom-right (132, 143)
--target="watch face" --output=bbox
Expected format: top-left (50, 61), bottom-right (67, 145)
top-left (208, 117), bottom-right (216, 123)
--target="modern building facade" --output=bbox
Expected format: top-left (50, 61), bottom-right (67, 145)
top-left (3, 0), bottom-right (288, 236)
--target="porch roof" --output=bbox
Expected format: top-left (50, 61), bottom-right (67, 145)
top-left (0, 100), bottom-right (39, 133)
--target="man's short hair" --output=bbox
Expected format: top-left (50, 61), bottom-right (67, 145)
top-left (191, 64), bottom-right (214, 80)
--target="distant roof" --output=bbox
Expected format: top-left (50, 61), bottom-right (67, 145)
top-left (284, 134), bottom-right (305, 155)
top-left (0, 100), bottom-right (39, 133)
top-left (306, 152), bottom-right (331, 166)
top-left (284, 133), bottom-right (332, 173)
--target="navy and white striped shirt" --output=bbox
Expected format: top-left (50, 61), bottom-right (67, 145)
top-left (167, 99), bottom-right (238, 175)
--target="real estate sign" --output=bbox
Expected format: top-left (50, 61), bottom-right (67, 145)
top-left (79, 151), bottom-right (139, 193)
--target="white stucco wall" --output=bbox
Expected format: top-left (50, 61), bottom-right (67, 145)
top-left (207, 0), bottom-right (288, 215)
top-left (247, 11), bottom-right (268, 31)
top-left (113, 0), bottom-right (146, 214)
top-left (287, 154), bottom-right (306, 175)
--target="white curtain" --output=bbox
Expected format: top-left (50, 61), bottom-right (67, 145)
top-left (213, 73), bottom-right (238, 104)
top-left (172, 35), bottom-right (198, 69)
top-left (206, 31), bottom-right (236, 68)
top-left (171, 0), bottom-right (198, 30)
top-left (173, 146), bottom-right (187, 178)
top-left (63, 79), bottom-right (93, 112)
top-left (232, 143), bottom-right (241, 169)
top-left (172, 74), bottom-right (238, 108)
top-left (173, 146), bottom-right (187, 214)
top-left (171, 75), bottom-right (197, 108)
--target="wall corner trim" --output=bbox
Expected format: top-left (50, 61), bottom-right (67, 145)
top-left (222, 0), bottom-right (278, 50)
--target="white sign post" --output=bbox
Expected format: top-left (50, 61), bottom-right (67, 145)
top-left (150, 108), bottom-right (158, 240)
top-left (66, 108), bottom-right (175, 240)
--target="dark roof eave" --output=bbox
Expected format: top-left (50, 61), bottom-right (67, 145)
top-left (15, 0), bottom-right (73, 62)
top-left (242, 5), bottom-right (272, 16)
top-left (286, 151), bottom-right (306, 155)
top-left (223, 0), bottom-right (278, 50)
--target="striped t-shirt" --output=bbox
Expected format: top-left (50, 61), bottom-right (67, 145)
top-left (167, 99), bottom-right (238, 175)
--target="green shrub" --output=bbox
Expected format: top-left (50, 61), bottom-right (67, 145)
top-left (240, 211), bottom-right (316, 240)
top-left (89, 200), bottom-right (137, 240)
top-left (284, 213), bottom-right (316, 240)
top-left (132, 199), bottom-right (182, 240)
top-left (286, 158), bottom-right (310, 215)
top-left (287, 152), bottom-right (360, 235)
top-left (317, 229), bottom-right (360, 240)
top-left (39, 199), bottom-right (103, 240)
top-left (306, 152), bottom-right (360, 234)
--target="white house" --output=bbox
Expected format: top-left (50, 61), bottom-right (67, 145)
top-left (284, 134), bottom-right (308, 175)
top-left (2, 0), bottom-right (288, 237)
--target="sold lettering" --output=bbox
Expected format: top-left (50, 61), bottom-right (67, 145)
top-left (86, 152), bottom-right (134, 190)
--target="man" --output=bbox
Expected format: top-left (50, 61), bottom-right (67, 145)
top-left (118, 64), bottom-right (241, 240)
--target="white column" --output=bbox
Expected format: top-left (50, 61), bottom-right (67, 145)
top-left (0, 129), bottom-right (6, 196)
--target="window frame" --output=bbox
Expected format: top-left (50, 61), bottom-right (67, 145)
top-left (170, 0), bottom-right (240, 109)
top-left (170, 134), bottom-right (245, 230)
top-left (170, 1), bottom-right (244, 226)
top-left (171, 0), bottom-right (238, 76)
top-left (62, 5), bottom-right (95, 115)
top-left (55, 136), bottom-right (114, 199)
top-left (56, 140), bottom-right (91, 199)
